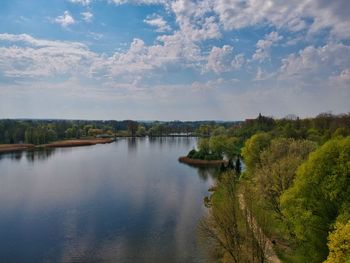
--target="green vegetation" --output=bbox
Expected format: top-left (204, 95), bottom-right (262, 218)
top-left (325, 220), bottom-right (350, 263)
top-left (197, 112), bottom-right (350, 262)
top-left (0, 119), bottom-right (239, 145)
top-left (199, 172), bottom-right (268, 263)
top-left (280, 137), bottom-right (350, 262)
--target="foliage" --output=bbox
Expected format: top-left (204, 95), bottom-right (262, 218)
top-left (255, 138), bottom-right (317, 216)
top-left (241, 132), bottom-right (271, 174)
top-left (325, 220), bottom-right (350, 263)
top-left (198, 138), bottom-right (210, 153)
top-left (199, 172), bottom-right (243, 263)
top-left (280, 136), bottom-right (350, 262)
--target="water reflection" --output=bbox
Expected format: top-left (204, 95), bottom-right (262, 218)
top-left (0, 151), bottom-right (23, 161)
top-left (127, 137), bottom-right (137, 153)
top-left (0, 148), bottom-right (57, 163)
top-left (25, 148), bottom-right (56, 162)
top-left (196, 167), bottom-right (219, 181)
top-left (0, 137), bottom-right (212, 263)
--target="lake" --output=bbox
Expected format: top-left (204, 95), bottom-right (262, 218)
top-left (0, 137), bottom-right (215, 263)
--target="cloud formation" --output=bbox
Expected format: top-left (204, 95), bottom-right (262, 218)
top-left (81, 12), bottom-right (93, 22)
top-left (54, 11), bottom-right (75, 27)
top-left (144, 14), bottom-right (170, 32)
top-left (68, 0), bottom-right (91, 6)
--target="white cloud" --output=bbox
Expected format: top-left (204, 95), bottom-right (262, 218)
top-left (0, 33), bottom-right (85, 49)
top-left (213, 0), bottom-right (350, 39)
top-left (231, 54), bottom-right (245, 70)
top-left (254, 67), bottom-right (274, 81)
top-left (54, 11), bottom-right (75, 27)
top-left (68, 0), bottom-right (91, 6)
top-left (100, 32), bottom-right (202, 77)
top-left (328, 68), bottom-right (350, 89)
top-left (205, 45), bottom-right (244, 74)
top-left (170, 0), bottom-right (220, 41)
top-left (0, 33), bottom-right (96, 78)
top-left (81, 11), bottom-right (93, 22)
top-left (279, 42), bottom-right (350, 80)
top-left (109, 0), bottom-right (167, 5)
top-left (0, 33), bottom-right (203, 81)
top-left (205, 45), bottom-right (234, 74)
top-left (144, 14), bottom-right (170, 32)
top-left (253, 31), bottom-right (283, 62)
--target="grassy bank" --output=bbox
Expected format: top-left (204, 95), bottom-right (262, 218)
top-left (0, 144), bottom-right (35, 153)
top-left (0, 138), bottom-right (115, 153)
top-left (42, 138), bottom-right (114, 148)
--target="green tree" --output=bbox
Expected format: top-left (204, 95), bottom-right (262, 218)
top-left (198, 138), bottom-right (210, 154)
top-left (241, 132), bottom-right (271, 174)
top-left (209, 135), bottom-right (227, 157)
top-left (281, 136), bottom-right (350, 262)
top-left (224, 137), bottom-right (240, 159)
top-left (332, 127), bottom-right (349, 138)
top-left (46, 129), bottom-right (57, 142)
top-left (212, 126), bottom-right (226, 136)
top-left (126, 120), bottom-right (139, 137)
top-left (325, 220), bottom-right (350, 263)
top-left (256, 138), bottom-right (316, 217)
top-left (136, 126), bottom-right (146, 136)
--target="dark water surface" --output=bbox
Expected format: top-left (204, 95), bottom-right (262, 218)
top-left (0, 137), bottom-right (215, 263)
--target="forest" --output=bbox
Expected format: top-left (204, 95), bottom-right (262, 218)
top-left (195, 113), bottom-right (350, 263)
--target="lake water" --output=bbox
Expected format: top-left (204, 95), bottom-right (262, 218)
top-left (0, 137), bottom-right (216, 263)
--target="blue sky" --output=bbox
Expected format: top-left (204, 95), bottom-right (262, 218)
top-left (0, 0), bottom-right (349, 120)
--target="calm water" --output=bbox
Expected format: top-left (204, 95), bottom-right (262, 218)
top-left (0, 137), bottom-right (216, 263)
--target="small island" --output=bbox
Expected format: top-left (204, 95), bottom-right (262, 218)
top-left (179, 135), bottom-right (241, 168)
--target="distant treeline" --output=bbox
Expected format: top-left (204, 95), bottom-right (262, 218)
top-left (0, 119), bottom-right (239, 144)
top-left (1, 113), bottom-right (350, 145)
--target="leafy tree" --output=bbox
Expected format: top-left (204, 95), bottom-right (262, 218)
top-left (281, 136), bottom-right (350, 262)
top-left (197, 124), bottom-right (213, 137)
top-left (332, 127), bottom-right (349, 138)
top-left (212, 126), bottom-right (226, 136)
top-left (241, 132), bottom-right (271, 174)
top-left (255, 138), bottom-right (316, 217)
top-left (46, 129), bottom-right (57, 142)
top-left (198, 138), bottom-right (210, 154)
top-left (224, 137), bottom-right (240, 159)
top-left (136, 126), bottom-right (146, 136)
top-left (199, 172), bottom-right (244, 263)
top-left (65, 128), bottom-right (75, 138)
top-left (325, 220), bottom-right (350, 263)
top-left (126, 120), bottom-right (139, 137)
top-left (209, 135), bottom-right (227, 157)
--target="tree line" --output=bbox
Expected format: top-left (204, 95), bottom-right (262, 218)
top-left (0, 119), bottom-right (239, 145)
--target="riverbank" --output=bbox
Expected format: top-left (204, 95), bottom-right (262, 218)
top-left (42, 138), bottom-right (114, 148)
top-left (0, 144), bottom-right (35, 153)
top-left (178, 156), bottom-right (226, 166)
top-left (0, 138), bottom-right (115, 153)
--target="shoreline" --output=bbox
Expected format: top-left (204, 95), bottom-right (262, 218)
top-left (178, 156), bottom-right (226, 167)
top-left (0, 144), bottom-right (35, 153)
top-left (0, 138), bottom-right (115, 154)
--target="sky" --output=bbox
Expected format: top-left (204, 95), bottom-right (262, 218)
top-left (0, 0), bottom-right (349, 121)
